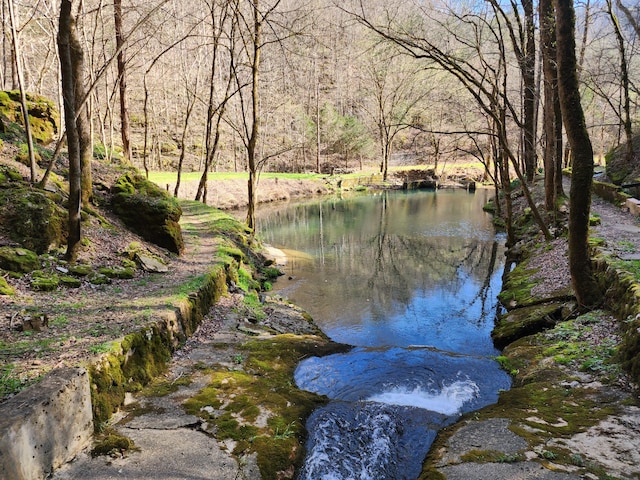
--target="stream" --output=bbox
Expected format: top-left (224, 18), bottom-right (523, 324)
top-left (254, 189), bottom-right (511, 480)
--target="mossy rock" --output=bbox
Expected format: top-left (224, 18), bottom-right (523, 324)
top-left (605, 133), bottom-right (640, 186)
top-left (111, 173), bottom-right (184, 254)
top-left (87, 272), bottom-right (111, 285)
top-left (0, 90), bottom-right (59, 145)
top-left (98, 266), bottom-right (135, 279)
top-left (30, 271), bottom-right (60, 291)
top-left (0, 247), bottom-right (39, 272)
top-left (0, 186), bottom-right (66, 254)
top-left (60, 275), bottom-right (82, 288)
top-left (68, 264), bottom-right (92, 276)
top-left (0, 276), bottom-right (15, 295)
top-left (91, 430), bottom-right (136, 457)
top-left (492, 302), bottom-right (567, 350)
top-left (0, 165), bottom-right (23, 186)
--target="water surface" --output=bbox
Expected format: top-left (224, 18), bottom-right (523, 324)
top-left (255, 189), bottom-right (510, 479)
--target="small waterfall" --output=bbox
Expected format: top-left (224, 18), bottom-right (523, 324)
top-left (367, 379), bottom-right (480, 415)
top-left (295, 348), bottom-right (510, 479)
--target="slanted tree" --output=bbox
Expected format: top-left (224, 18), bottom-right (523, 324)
top-left (7, 0), bottom-right (36, 181)
top-left (554, 0), bottom-right (602, 309)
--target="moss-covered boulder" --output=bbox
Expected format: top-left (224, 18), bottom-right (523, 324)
top-left (0, 90), bottom-right (59, 145)
top-left (492, 302), bottom-right (568, 350)
top-left (111, 173), bottom-right (184, 254)
top-left (0, 186), bottom-right (66, 254)
top-left (0, 247), bottom-right (39, 273)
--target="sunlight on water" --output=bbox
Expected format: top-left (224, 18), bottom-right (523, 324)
top-left (367, 380), bottom-right (480, 415)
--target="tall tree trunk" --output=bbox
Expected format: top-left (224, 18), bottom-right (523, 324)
top-left (7, 0), bottom-right (37, 182)
top-left (70, 14), bottom-right (92, 206)
top-left (522, 0), bottom-right (537, 182)
top-left (58, 0), bottom-right (82, 261)
top-left (554, 0), bottom-right (602, 310)
top-left (114, 0), bottom-right (132, 163)
top-left (540, 0), bottom-right (564, 211)
top-left (246, 0), bottom-right (261, 232)
top-left (606, 0), bottom-right (633, 164)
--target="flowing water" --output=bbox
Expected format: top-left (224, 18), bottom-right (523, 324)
top-left (254, 189), bottom-right (511, 480)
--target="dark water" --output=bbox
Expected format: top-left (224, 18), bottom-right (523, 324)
top-left (254, 189), bottom-right (511, 480)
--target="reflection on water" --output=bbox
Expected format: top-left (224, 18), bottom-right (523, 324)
top-left (254, 189), bottom-right (510, 479)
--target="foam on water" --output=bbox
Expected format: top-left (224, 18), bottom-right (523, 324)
top-left (367, 380), bottom-right (480, 415)
top-left (299, 404), bottom-right (399, 480)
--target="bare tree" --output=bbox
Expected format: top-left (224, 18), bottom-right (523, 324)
top-left (114, 0), bottom-right (132, 163)
top-left (359, 42), bottom-right (429, 181)
top-left (350, 1), bottom-right (551, 241)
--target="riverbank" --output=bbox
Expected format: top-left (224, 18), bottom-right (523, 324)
top-left (421, 182), bottom-right (640, 479)
top-left (150, 164), bottom-right (488, 211)
top-left (2, 162), bottom-right (639, 479)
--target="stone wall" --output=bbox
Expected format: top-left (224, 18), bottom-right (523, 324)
top-left (0, 368), bottom-right (92, 480)
top-left (0, 262), bottom-right (233, 479)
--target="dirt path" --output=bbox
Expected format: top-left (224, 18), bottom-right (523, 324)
top-left (0, 201), bottom-right (231, 401)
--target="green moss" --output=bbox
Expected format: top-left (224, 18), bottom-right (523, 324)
top-left (0, 90), bottom-right (59, 145)
top-left (141, 376), bottom-right (192, 397)
top-left (111, 173), bottom-right (184, 254)
top-left (68, 264), bottom-right (92, 276)
top-left (0, 247), bottom-right (39, 272)
top-left (497, 260), bottom-right (541, 308)
top-left (91, 429), bottom-right (137, 457)
top-left (0, 187), bottom-right (66, 254)
top-left (0, 276), bottom-right (15, 295)
top-left (460, 450), bottom-right (523, 463)
top-left (98, 266), bottom-right (135, 279)
top-left (89, 327), bottom-right (174, 428)
top-left (120, 327), bottom-right (172, 386)
top-left (183, 335), bottom-right (348, 477)
top-left (30, 271), bottom-right (59, 291)
top-left (492, 302), bottom-right (565, 349)
top-left (59, 275), bottom-right (81, 288)
top-left (87, 272), bottom-right (111, 285)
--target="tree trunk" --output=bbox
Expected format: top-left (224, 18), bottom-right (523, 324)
top-left (7, 0), bottom-right (37, 182)
top-left (606, 0), bottom-right (633, 164)
top-left (522, 0), bottom-right (537, 182)
top-left (554, 0), bottom-right (602, 310)
top-left (69, 14), bottom-right (92, 206)
top-left (246, 0), bottom-right (262, 232)
top-left (114, 0), bottom-right (132, 163)
top-left (540, 0), bottom-right (564, 211)
top-left (58, 0), bottom-right (82, 261)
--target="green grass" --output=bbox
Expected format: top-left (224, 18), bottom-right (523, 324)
top-left (89, 342), bottom-right (113, 354)
top-left (148, 171), bottom-right (322, 184)
top-left (0, 364), bottom-right (25, 397)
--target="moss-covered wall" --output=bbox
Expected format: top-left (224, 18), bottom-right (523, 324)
top-left (591, 251), bottom-right (640, 384)
top-left (89, 263), bottom-right (230, 428)
top-left (592, 180), bottom-right (631, 206)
